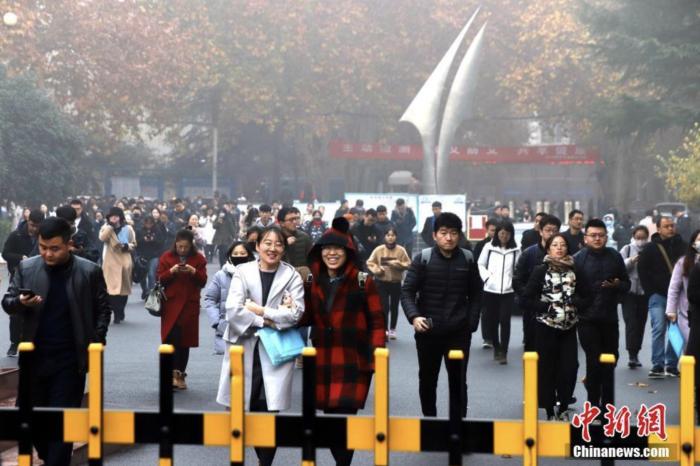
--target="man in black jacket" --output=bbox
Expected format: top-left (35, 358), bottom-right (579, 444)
top-left (350, 208), bottom-right (381, 266)
top-left (638, 216), bottom-right (687, 378)
top-left (420, 201), bottom-right (442, 247)
top-left (56, 205), bottom-right (100, 263)
top-left (391, 198), bottom-right (417, 257)
top-left (561, 209), bottom-right (585, 255)
top-left (574, 218), bottom-right (630, 409)
top-left (70, 198), bottom-right (95, 244)
top-left (2, 217), bottom-right (112, 466)
top-left (2, 209), bottom-right (44, 357)
top-left (401, 213), bottom-right (481, 417)
top-left (520, 212), bottom-right (546, 251)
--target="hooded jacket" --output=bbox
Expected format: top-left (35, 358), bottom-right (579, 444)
top-left (638, 233), bottom-right (687, 297)
top-left (477, 242), bottom-right (520, 294)
top-left (299, 218), bottom-right (386, 410)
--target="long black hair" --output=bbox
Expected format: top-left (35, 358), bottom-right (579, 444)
top-left (683, 229), bottom-right (700, 277)
top-left (491, 220), bottom-right (517, 249)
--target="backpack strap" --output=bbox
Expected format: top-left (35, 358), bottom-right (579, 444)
top-left (421, 247), bottom-right (432, 265)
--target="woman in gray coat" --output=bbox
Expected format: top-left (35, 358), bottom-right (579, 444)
top-left (216, 226), bottom-right (304, 466)
top-left (203, 241), bottom-right (254, 354)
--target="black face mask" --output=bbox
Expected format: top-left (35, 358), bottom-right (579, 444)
top-left (229, 256), bottom-right (249, 266)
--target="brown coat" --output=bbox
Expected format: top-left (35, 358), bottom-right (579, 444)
top-left (99, 224), bottom-right (136, 296)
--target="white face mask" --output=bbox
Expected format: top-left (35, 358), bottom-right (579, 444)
top-left (634, 239), bottom-right (648, 248)
top-left (694, 241), bottom-right (700, 252)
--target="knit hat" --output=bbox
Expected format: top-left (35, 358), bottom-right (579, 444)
top-left (106, 207), bottom-right (126, 224)
top-left (308, 217), bottom-right (357, 265)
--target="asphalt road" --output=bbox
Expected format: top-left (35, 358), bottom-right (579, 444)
top-left (0, 263), bottom-right (681, 465)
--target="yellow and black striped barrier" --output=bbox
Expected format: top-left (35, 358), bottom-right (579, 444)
top-left (0, 344), bottom-right (698, 465)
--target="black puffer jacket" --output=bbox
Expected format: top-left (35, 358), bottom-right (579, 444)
top-left (573, 247), bottom-right (630, 322)
top-left (2, 255), bottom-right (112, 373)
top-left (401, 247), bottom-right (481, 334)
top-left (638, 233), bottom-right (687, 297)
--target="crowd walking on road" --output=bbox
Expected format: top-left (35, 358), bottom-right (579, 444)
top-left (3, 194), bottom-right (700, 465)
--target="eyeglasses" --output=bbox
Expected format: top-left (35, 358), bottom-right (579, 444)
top-left (586, 233), bottom-right (607, 239)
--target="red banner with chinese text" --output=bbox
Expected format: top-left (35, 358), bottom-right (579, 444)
top-left (328, 140), bottom-right (601, 165)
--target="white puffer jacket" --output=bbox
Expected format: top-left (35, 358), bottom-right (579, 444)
top-left (478, 242), bottom-right (520, 294)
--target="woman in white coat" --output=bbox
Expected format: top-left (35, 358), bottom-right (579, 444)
top-left (216, 226), bottom-right (304, 466)
top-left (478, 220), bottom-right (520, 364)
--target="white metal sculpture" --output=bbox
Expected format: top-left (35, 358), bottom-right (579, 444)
top-left (399, 9), bottom-right (486, 194)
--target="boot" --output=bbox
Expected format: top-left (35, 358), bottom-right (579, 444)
top-left (173, 370), bottom-right (187, 390)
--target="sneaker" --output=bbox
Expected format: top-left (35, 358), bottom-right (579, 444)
top-left (648, 366), bottom-right (665, 378)
top-left (388, 329), bottom-right (397, 340)
top-left (557, 408), bottom-right (575, 422)
top-left (295, 357), bottom-right (303, 369)
top-left (482, 340), bottom-right (493, 349)
top-left (628, 356), bottom-right (642, 369)
top-left (6, 343), bottom-right (18, 358)
top-left (665, 367), bottom-right (680, 377)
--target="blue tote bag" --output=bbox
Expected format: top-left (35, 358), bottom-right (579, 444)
top-left (668, 322), bottom-right (685, 358)
top-left (258, 327), bottom-right (305, 366)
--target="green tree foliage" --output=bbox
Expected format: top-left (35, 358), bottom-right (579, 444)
top-left (0, 72), bottom-right (86, 206)
top-left (580, 0), bottom-right (700, 136)
top-left (661, 122), bottom-right (700, 206)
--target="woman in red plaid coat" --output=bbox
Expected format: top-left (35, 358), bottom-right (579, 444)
top-left (300, 217), bottom-right (385, 465)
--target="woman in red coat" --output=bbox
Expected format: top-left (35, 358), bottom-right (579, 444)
top-left (156, 229), bottom-right (208, 390)
top-left (300, 217), bottom-right (385, 465)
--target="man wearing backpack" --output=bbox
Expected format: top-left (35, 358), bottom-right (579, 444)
top-left (401, 212), bottom-right (482, 417)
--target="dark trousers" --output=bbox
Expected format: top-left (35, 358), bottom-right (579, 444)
top-left (621, 293), bottom-right (648, 355)
top-left (377, 281), bottom-right (401, 330)
top-left (523, 306), bottom-right (536, 351)
top-left (164, 325), bottom-right (190, 372)
top-left (483, 292), bottom-right (514, 354)
top-left (250, 342), bottom-right (277, 466)
top-left (577, 320), bottom-right (619, 408)
top-left (324, 407), bottom-right (359, 465)
top-left (217, 245), bottom-right (229, 268)
top-left (9, 312), bottom-right (21, 345)
top-left (480, 302), bottom-right (492, 343)
top-left (415, 330), bottom-right (471, 417)
top-left (21, 353), bottom-right (85, 466)
top-left (535, 322), bottom-right (578, 414)
top-left (108, 295), bottom-right (128, 321)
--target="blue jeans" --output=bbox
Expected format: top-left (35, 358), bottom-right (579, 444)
top-left (140, 257), bottom-right (160, 295)
top-left (648, 293), bottom-right (678, 369)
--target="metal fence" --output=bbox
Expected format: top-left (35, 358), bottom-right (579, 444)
top-left (0, 343), bottom-right (697, 465)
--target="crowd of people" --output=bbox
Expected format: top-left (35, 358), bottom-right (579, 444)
top-left (2, 194), bottom-right (700, 465)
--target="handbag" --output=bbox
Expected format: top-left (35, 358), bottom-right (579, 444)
top-left (132, 254), bottom-right (149, 284)
top-left (145, 281), bottom-right (167, 317)
top-left (668, 322), bottom-right (685, 357)
top-left (257, 327), bottom-right (305, 366)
